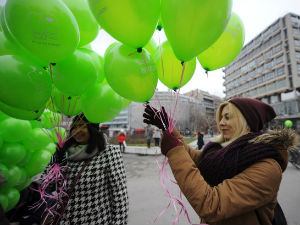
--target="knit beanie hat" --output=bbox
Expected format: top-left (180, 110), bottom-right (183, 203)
top-left (228, 98), bottom-right (276, 132)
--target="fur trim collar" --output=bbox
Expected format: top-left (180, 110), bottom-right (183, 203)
top-left (249, 129), bottom-right (299, 151)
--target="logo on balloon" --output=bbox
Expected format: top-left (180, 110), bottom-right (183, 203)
top-left (28, 12), bottom-right (59, 46)
top-left (46, 17), bottom-right (53, 23)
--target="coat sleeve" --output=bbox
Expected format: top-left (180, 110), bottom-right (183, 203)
top-left (166, 146), bottom-right (282, 223)
top-left (172, 128), bottom-right (202, 165)
top-left (107, 146), bottom-right (129, 225)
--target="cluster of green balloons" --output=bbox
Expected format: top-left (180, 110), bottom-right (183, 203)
top-left (0, 114), bottom-right (55, 212)
top-left (0, 0), bottom-right (249, 211)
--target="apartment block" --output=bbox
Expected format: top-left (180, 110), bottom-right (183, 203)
top-left (224, 13), bottom-right (300, 131)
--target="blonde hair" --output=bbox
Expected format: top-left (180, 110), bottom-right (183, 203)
top-left (213, 102), bottom-right (250, 145)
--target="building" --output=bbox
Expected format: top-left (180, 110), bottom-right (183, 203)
top-left (223, 13), bottom-right (300, 131)
top-left (184, 89), bottom-right (223, 133)
top-left (101, 91), bottom-right (207, 135)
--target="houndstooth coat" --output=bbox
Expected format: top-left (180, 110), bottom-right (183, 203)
top-left (59, 144), bottom-right (129, 225)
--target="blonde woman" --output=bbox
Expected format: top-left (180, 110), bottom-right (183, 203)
top-left (143, 98), bottom-right (298, 225)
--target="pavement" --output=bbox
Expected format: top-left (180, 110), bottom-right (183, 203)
top-left (121, 135), bottom-right (214, 155)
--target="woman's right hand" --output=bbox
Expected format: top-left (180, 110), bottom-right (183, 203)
top-left (143, 105), bottom-right (169, 131)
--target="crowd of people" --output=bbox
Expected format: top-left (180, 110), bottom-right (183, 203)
top-left (1, 97), bottom-right (298, 225)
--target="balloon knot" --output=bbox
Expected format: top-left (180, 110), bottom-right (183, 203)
top-left (51, 63), bottom-right (56, 66)
top-left (34, 110), bottom-right (39, 113)
top-left (181, 61), bottom-right (184, 66)
top-left (157, 25), bottom-right (162, 31)
top-left (137, 48), bottom-right (142, 53)
top-left (68, 96), bottom-right (72, 100)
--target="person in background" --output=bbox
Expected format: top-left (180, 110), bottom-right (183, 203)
top-left (117, 131), bottom-right (127, 153)
top-left (153, 127), bottom-right (162, 147)
top-left (143, 98), bottom-right (297, 225)
top-left (43, 113), bottom-right (129, 225)
top-left (145, 124), bottom-right (153, 148)
top-left (197, 131), bottom-right (204, 150)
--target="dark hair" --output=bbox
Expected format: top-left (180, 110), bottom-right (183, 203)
top-left (62, 113), bottom-right (106, 154)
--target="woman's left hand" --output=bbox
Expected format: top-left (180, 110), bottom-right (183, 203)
top-left (161, 130), bottom-right (183, 155)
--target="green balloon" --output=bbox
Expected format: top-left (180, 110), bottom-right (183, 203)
top-left (0, 163), bottom-right (9, 180)
top-left (52, 49), bottom-right (97, 96)
top-left (18, 151), bottom-right (32, 167)
top-left (0, 32), bottom-right (16, 56)
top-left (62, 0), bottom-right (99, 47)
top-left (0, 101), bottom-right (44, 120)
top-left (0, 55), bottom-right (52, 111)
top-left (80, 49), bottom-right (105, 84)
top-left (15, 177), bottom-right (32, 192)
top-left (1, 166), bottom-right (22, 189)
top-left (50, 88), bottom-right (82, 117)
top-left (0, 5), bottom-right (2, 32)
top-left (51, 127), bottom-right (66, 144)
top-left (6, 188), bottom-right (20, 211)
top-left (0, 194), bottom-right (8, 211)
top-left (40, 111), bottom-right (62, 128)
top-left (81, 43), bottom-right (92, 50)
top-left (0, 110), bottom-right (9, 121)
top-left (23, 128), bottom-right (52, 151)
top-left (30, 120), bottom-right (42, 129)
top-left (81, 83), bottom-right (123, 123)
top-left (0, 118), bottom-right (32, 142)
top-left (161, 0), bottom-right (232, 62)
top-left (89, 0), bottom-right (160, 48)
top-left (155, 41), bottom-right (196, 90)
top-left (122, 98), bottom-right (132, 109)
top-left (45, 142), bottom-right (56, 154)
top-left (197, 13), bottom-right (245, 71)
top-left (284, 120), bottom-right (293, 128)
top-left (3, 0), bottom-right (80, 63)
top-left (25, 150), bottom-right (52, 177)
top-left (0, 143), bottom-right (27, 165)
top-left (104, 43), bottom-right (158, 102)
top-left (0, 136), bottom-right (3, 149)
top-left (144, 39), bottom-right (158, 57)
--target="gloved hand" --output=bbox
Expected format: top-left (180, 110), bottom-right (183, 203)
top-left (161, 130), bottom-right (183, 155)
top-left (143, 105), bottom-right (169, 130)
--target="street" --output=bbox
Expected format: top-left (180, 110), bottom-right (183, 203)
top-left (123, 137), bottom-right (300, 225)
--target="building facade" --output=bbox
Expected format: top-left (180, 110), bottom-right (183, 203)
top-left (223, 13), bottom-right (300, 131)
top-left (102, 91), bottom-right (208, 134)
top-left (184, 89), bottom-right (223, 133)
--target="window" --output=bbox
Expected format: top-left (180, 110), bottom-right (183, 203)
top-left (295, 39), bottom-right (300, 47)
top-left (273, 44), bottom-right (282, 54)
top-left (276, 79), bottom-right (287, 89)
top-left (291, 16), bottom-right (300, 25)
top-left (264, 61), bottom-right (273, 70)
top-left (296, 51), bottom-right (300, 59)
top-left (298, 63), bottom-right (300, 72)
top-left (276, 55), bottom-right (284, 64)
top-left (277, 66), bottom-right (285, 76)
top-left (293, 28), bottom-right (300, 35)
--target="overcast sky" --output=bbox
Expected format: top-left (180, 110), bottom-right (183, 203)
top-left (1, 0), bottom-right (299, 98)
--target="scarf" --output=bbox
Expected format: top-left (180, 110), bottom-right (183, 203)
top-left (67, 144), bottom-right (98, 161)
top-left (198, 132), bottom-right (284, 187)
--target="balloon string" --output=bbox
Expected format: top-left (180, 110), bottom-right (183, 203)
top-left (154, 155), bottom-right (205, 225)
top-left (169, 63), bottom-right (186, 133)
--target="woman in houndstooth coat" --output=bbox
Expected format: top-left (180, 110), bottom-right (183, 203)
top-left (48, 113), bottom-right (129, 225)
